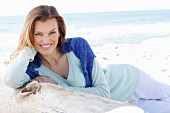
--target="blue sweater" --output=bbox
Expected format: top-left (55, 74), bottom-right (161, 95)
top-left (26, 37), bottom-right (95, 87)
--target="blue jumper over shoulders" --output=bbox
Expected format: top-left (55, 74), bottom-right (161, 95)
top-left (26, 37), bottom-right (96, 87)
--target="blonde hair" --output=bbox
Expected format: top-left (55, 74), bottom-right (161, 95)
top-left (10, 5), bottom-right (66, 60)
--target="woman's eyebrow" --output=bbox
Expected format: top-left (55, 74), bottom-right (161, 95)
top-left (34, 28), bottom-right (57, 33)
top-left (50, 28), bottom-right (57, 31)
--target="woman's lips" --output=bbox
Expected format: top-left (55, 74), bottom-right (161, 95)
top-left (40, 44), bottom-right (52, 49)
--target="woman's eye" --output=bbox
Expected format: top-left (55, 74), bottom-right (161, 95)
top-left (49, 31), bottom-right (56, 35)
top-left (35, 33), bottom-right (43, 36)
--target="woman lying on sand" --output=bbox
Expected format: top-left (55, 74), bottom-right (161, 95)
top-left (2, 5), bottom-right (170, 113)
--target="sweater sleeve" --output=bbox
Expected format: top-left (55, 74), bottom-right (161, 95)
top-left (60, 58), bottom-right (110, 98)
top-left (2, 47), bottom-right (37, 88)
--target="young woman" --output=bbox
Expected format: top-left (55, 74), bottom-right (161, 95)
top-left (2, 5), bottom-right (170, 113)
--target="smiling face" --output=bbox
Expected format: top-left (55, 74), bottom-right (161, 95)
top-left (33, 18), bottom-right (60, 55)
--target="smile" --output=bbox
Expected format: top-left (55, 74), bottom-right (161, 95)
top-left (41, 44), bottom-right (52, 49)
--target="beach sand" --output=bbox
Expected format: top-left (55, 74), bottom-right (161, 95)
top-left (0, 37), bottom-right (170, 85)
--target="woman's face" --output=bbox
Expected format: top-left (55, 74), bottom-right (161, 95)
top-left (33, 18), bottom-right (60, 55)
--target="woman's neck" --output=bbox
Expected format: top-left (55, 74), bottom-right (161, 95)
top-left (39, 48), bottom-right (62, 66)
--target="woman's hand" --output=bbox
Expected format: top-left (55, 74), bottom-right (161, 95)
top-left (32, 76), bottom-right (57, 85)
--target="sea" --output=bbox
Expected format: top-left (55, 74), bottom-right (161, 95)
top-left (1, 10), bottom-right (170, 46)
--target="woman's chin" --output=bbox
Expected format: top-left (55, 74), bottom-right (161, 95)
top-left (39, 51), bottom-right (52, 56)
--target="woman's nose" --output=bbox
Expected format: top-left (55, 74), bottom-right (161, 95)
top-left (43, 35), bottom-right (49, 42)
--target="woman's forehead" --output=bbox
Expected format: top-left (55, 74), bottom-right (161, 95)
top-left (34, 18), bottom-right (58, 31)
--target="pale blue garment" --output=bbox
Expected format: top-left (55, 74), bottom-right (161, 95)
top-left (103, 64), bottom-right (140, 101)
top-left (2, 46), bottom-right (140, 101)
top-left (37, 51), bottom-right (110, 98)
top-left (2, 47), bottom-right (109, 97)
top-left (37, 51), bottom-right (140, 101)
top-left (2, 47), bottom-right (36, 88)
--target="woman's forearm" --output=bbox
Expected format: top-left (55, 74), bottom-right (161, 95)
top-left (2, 47), bottom-right (37, 88)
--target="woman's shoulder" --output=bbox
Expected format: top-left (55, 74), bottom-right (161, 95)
top-left (66, 37), bottom-right (88, 44)
top-left (62, 37), bottom-right (91, 53)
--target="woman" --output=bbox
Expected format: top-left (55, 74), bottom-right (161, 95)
top-left (3, 5), bottom-right (110, 98)
top-left (2, 5), bottom-right (170, 113)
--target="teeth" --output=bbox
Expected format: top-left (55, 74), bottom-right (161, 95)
top-left (42, 44), bottom-right (50, 48)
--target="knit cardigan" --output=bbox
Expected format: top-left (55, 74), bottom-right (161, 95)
top-left (26, 37), bottom-right (95, 87)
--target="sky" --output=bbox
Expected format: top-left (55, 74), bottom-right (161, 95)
top-left (0, 0), bottom-right (170, 16)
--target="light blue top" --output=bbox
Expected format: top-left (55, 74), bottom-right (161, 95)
top-left (2, 47), bottom-right (140, 101)
top-left (103, 64), bottom-right (140, 101)
top-left (37, 51), bottom-right (110, 98)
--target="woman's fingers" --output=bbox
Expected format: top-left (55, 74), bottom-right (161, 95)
top-left (32, 76), bottom-right (57, 85)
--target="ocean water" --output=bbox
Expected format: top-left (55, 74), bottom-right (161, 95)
top-left (0, 10), bottom-right (170, 46)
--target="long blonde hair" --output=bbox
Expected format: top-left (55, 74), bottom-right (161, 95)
top-left (10, 5), bottom-right (66, 60)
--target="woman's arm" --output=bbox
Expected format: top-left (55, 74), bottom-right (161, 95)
top-left (32, 76), bottom-right (58, 85)
top-left (2, 47), bottom-right (37, 88)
